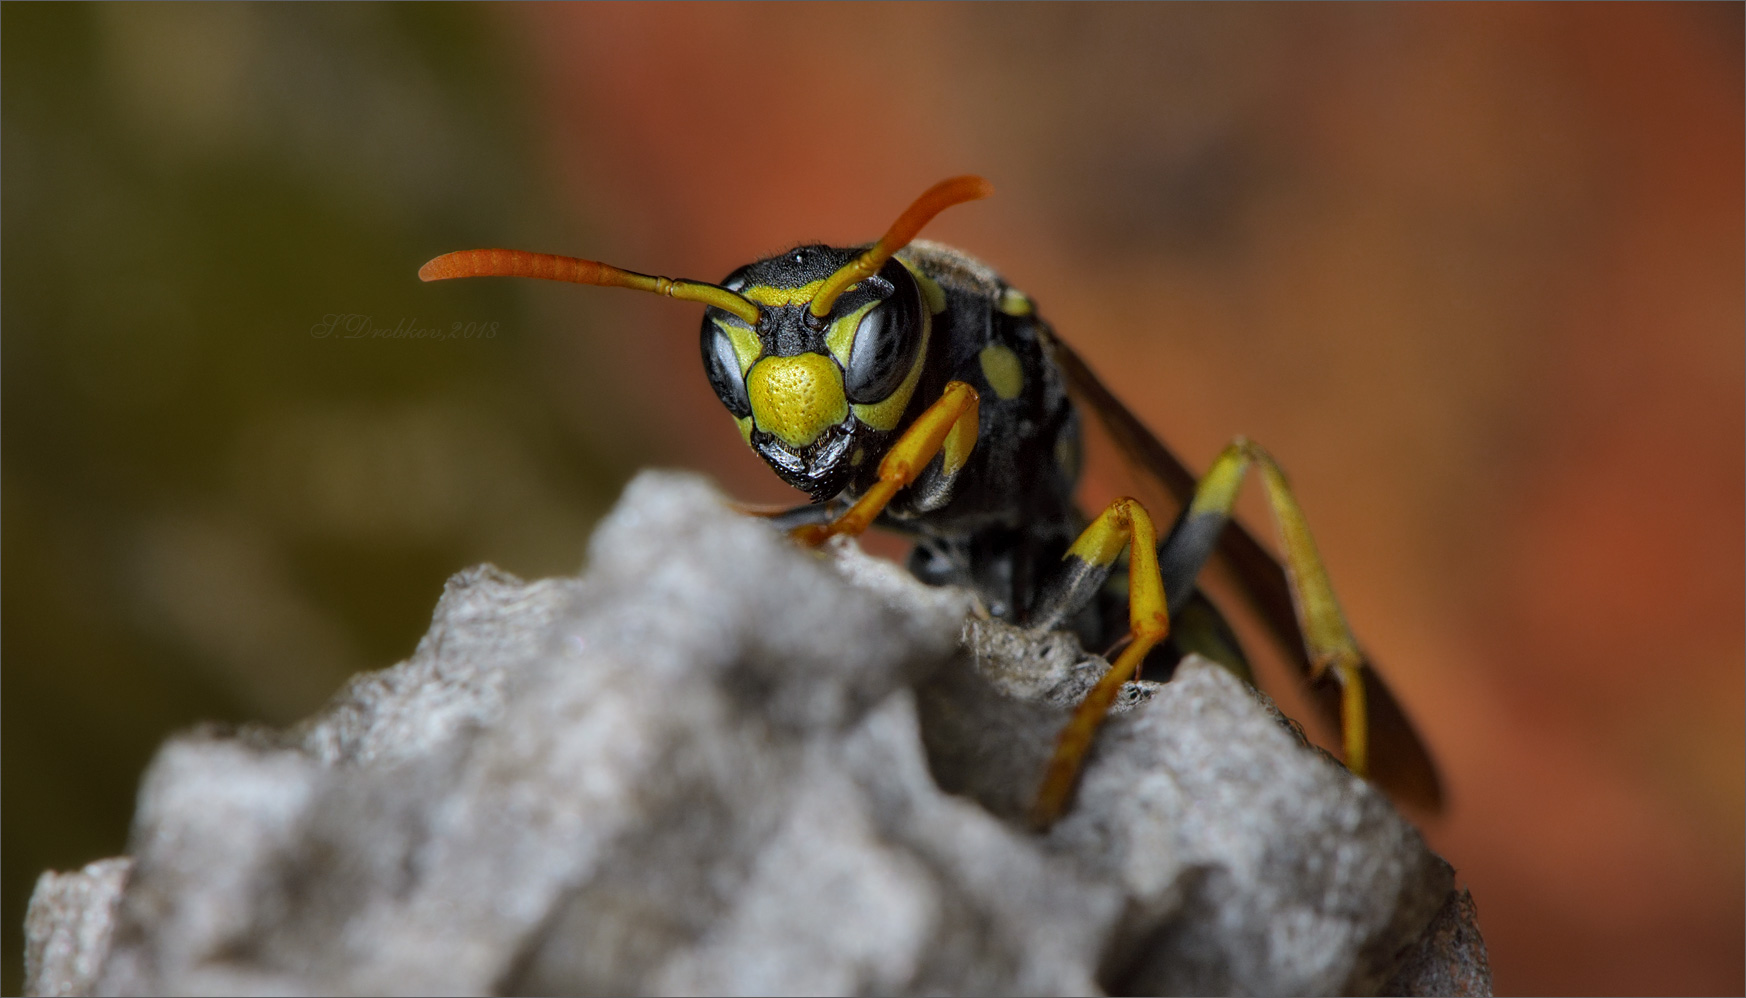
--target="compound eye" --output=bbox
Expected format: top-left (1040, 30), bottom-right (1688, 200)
top-left (844, 302), bottom-right (921, 404)
top-left (701, 321), bottom-right (752, 418)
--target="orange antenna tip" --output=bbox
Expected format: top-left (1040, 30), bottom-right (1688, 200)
top-left (418, 253), bottom-right (470, 281)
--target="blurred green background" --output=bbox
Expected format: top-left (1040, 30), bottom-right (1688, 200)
top-left (4, 4), bottom-right (1741, 996)
top-left (1, 6), bottom-right (628, 991)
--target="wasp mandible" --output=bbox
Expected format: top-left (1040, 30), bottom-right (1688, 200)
top-left (421, 176), bottom-right (1442, 826)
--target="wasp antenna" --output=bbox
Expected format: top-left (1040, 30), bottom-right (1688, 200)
top-left (810, 175), bottom-right (993, 318)
top-left (419, 248), bottom-right (762, 325)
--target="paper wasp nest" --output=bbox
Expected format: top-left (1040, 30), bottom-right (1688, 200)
top-left (25, 471), bottom-right (1490, 997)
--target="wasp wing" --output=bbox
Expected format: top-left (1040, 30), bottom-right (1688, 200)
top-left (1039, 327), bottom-right (1443, 812)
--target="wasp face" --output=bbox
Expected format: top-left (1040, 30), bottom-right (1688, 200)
top-left (700, 246), bottom-right (930, 502)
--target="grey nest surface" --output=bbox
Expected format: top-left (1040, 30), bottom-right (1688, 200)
top-left (25, 471), bottom-right (1491, 997)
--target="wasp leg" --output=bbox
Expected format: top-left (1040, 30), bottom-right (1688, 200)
top-left (1159, 437), bottom-right (1370, 779)
top-left (741, 501), bottom-right (937, 541)
top-left (737, 502), bottom-right (836, 532)
top-left (792, 381), bottom-right (980, 545)
top-left (1031, 497), bottom-right (1169, 829)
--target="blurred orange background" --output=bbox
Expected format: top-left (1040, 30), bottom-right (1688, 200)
top-left (4, 5), bottom-right (1740, 995)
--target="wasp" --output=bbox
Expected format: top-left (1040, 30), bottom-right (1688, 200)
top-left (421, 176), bottom-right (1441, 826)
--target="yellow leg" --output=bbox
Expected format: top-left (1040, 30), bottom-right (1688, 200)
top-left (1254, 450), bottom-right (1367, 777)
top-left (792, 381), bottom-right (980, 546)
top-left (1031, 497), bottom-right (1168, 829)
top-left (1177, 438), bottom-right (1368, 777)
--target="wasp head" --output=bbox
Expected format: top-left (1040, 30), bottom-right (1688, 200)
top-left (701, 246), bottom-right (929, 502)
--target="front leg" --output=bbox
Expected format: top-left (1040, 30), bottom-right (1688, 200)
top-left (736, 501), bottom-right (836, 532)
top-left (792, 381), bottom-right (981, 546)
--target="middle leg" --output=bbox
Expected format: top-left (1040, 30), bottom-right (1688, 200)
top-left (1030, 496), bottom-right (1169, 828)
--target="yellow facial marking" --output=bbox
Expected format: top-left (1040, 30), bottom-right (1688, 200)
top-left (997, 287), bottom-right (1033, 317)
top-left (742, 281), bottom-right (825, 308)
top-left (713, 318), bottom-right (762, 375)
top-left (851, 446), bottom-right (865, 466)
top-left (825, 300), bottom-right (878, 367)
top-left (747, 352), bottom-right (848, 449)
top-left (898, 258), bottom-right (948, 314)
top-left (978, 344), bottom-right (1024, 400)
top-left (734, 414), bottom-right (753, 444)
top-left (851, 308), bottom-right (930, 432)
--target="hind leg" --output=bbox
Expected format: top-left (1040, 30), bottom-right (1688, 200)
top-left (1027, 437), bottom-right (1371, 827)
top-left (1153, 437), bottom-right (1370, 775)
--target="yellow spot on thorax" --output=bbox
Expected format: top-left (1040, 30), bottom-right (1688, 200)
top-left (747, 352), bottom-right (847, 448)
top-left (997, 287), bottom-right (1033, 316)
top-left (978, 343), bottom-right (1025, 400)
